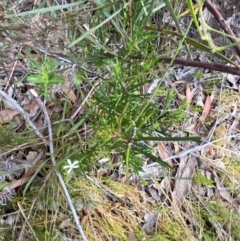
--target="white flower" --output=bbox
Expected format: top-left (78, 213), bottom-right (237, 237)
top-left (63, 159), bottom-right (79, 174)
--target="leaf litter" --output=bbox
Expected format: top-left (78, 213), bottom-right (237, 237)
top-left (0, 1), bottom-right (240, 241)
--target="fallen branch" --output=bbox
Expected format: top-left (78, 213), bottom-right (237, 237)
top-left (159, 57), bottom-right (240, 76)
top-left (205, 0), bottom-right (240, 58)
top-left (164, 133), bottom-right (240, 162)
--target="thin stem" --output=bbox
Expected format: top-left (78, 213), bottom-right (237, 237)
top-left (159, 57), bottom-right (240, 76)
top-left (205, 0), bottom-right (240, 57)
top-left (0, 89), bottom-right (48, 145)
top-left (32, 92), bottom-right (88, 241)
top-left (0, 88), bottom-right (88, 241)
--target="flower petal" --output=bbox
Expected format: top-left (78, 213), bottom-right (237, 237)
top-left (72, 161), bottom-right (79, 165)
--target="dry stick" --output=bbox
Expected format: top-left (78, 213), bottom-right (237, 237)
top-left (103, 51), bottom-right (240, 76)
top-left (17, 203), bottom-right (40, 241)
top-left (32, 91), bottom-right (88, 241)
top-left (18, 173), bottom-right (51, 241)
top-left (205, 0), bottom-right (240, 58)
top-left (159, 57), bottom-right (240, 76)
top-left (0, 89), bottom-right (48, 145)
top-left (0, 89), bottom-right (88, 240)
top-left (71, 80), bottom-right (101, 120)
top-left (191, 188), bottom-right (230, 239)
top-left (164, 133), bottom-right (240, 162)
top-left (4, 59), bottom-right (19, 92)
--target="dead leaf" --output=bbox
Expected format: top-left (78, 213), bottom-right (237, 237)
top-left (59, 218), bottom-right (78, 235)
top-left (184, 122), bottom-right (199, 135)
top-left (158, 142), bottom-right (173, 167)
top-left (229, 117), bottom-right (239, 134)
top-left (0, 109), bottom-right (19, 123)
top-left (222, 73), bottom-right (238, 89)
top-left (171, 155), bottom-right (195, 208)
top-left (80, 214), bottom-right (89, 226)
top-left (53, 104), bottom-right (63, 113)
top-left (174, 141), bottom-right (180, 154)
top-left (213, 171), bottom-right (235, 206)
top-left (26, 151), bottom-right (38, 161)
top-left (172, 80), bottom-right (187, 85)
top-left (61, 83), bottom-right (76, 103)
top-left (23, 100), bottom-right (40, 117)
top-left (1, 177), bottom-right (30, 194)
top-left (46, 101), bottom-right (55, 108)
top-left (129, 229), bottom-right (137, 241)
top-left (1, 212), bottom-right (18, 226)
top-left (4, 60), bottom-right (24, 69)
top-left (73, 200), bottom-right (83, 212)
top-left (157, 142), bottom-right (169, 160)
top-left (194, 86), bottom-right (205, 107)
top-left (186, 85), bottom-right (197, 103)
top-left (59, 218), bottom-right (73, 229)
top-left (142, 213), bottom-right (157, 234)
top-left (97, 167), bottom-right (108, 177)
top-left (138, 163), bottom-right (163, 178)
top-left (147, 78), bottom-right (161, 93)
top-left (148, 184), bottom-right (161, 201)
top-left (200, 95), bottom-right (211, 122)
top-left (208, 146), bottom-right (215, 157)
top-left (23, 148), bottom-right (45, 177)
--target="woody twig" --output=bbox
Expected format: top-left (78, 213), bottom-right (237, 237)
top-left (205, 0), bottom-right (240, 57)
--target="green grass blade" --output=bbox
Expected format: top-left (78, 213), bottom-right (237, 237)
top-left (69, 1), bottom-right (131, 48)
top-left (83, 34), bottom-right (118, 58)
top-left (163, 0), bottom-right (191, 56)
top-left (163, 29), bottom-right (238, 66)
top-left (135, 136), bottom-right (200, 141)
top-left (186, 0), bottom-right (201, 37)
top-left (163, 0), bottom-right (182, 33)
top-left (145, 27), bottom-right (238, 67)
top-left (142, 0), bottom-right (156, 27)
top-left (14, 2), bottom-right (83, 17)
top-left (132, 146), bottom-right (172, 169)
top-left (23, 160), bottom-right (48, 196)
